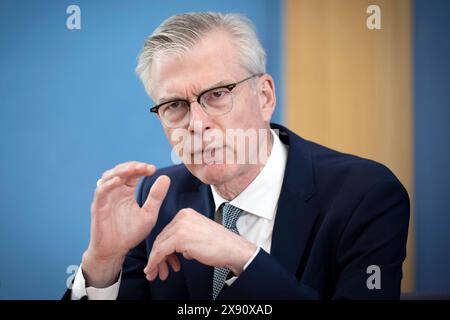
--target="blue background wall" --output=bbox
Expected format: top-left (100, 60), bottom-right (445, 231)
top-left (0, 0), bottom-right (283, 299)
top-left (414, 0), bottom-right (450, 296)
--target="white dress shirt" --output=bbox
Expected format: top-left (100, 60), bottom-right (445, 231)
top-left (71, 129), bottom-right (288, 300)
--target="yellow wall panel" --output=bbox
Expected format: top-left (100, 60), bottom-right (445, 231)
top-left (286, 0), bottom-right (414, 292)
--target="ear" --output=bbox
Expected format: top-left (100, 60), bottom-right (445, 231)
top-left (257, 74), bottom-right (276, 123)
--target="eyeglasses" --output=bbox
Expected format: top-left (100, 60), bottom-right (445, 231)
top-left (150, 73), bottom-right (263, 128)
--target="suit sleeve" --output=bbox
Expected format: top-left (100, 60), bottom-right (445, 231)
top-left (218, 248), bottom-right (319, 300)
top-left (332, 176), bottom-right (410, 299)
top-left (116, 239), bottom-right (151, 300)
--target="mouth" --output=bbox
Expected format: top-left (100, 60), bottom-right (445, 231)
top-left (191, 145), bottom-right (223, 156)
top-left (189, 146), bottom-right (225, 165)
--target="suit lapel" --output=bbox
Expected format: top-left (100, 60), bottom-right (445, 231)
top-left (270, 124), bottom-right (320, 276)
top-left (179, 182), bottom-right (215, 299)
top-left (271, 188), bottom-right (319, 275)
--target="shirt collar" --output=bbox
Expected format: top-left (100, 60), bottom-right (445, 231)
top-left (210, 129), bottom-right (288, 220)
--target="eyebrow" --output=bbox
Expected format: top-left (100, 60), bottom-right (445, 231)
top-left (157, 96), bottom-right (186, 105)
top-left (157, 79), bottom-right (234, 104)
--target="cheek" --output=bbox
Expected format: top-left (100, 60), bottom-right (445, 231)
top-left (162, 128), bottom-right (176, 149)
top-left (229, 95), bottom-right (261, 126)
top-left (164, 128), bottom-right (186, 160)
top-left (164, 127), bottom-right (186, 146)
top-left (261, 108), bottom-right (272, 122)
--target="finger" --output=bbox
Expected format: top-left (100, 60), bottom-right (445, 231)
top-left (147, 209), bottom-right (197, 270)
top-left (142, 175), bottom-right (171, 215)
top-left (152, 219), bottom-right (178, 249)
top-left (110, 161), bottom-right (152, 177)
top-left (167, 253), bottom-right (181, 272)
top-left (145, 234), bottom-right (178, 273)
top-left (145, 259), bottom-right (170, 281)
top-left (123, 175), bottom-right (144, 188)
top-left (100, 162), bottom-right (139, 182)
top-left (92, 176), bottom-right (122, 209)
top-left (100, 164), bottom-right (156, 196)
top-left (145, 264), bottom-right (158, 281)
top-left (182, 252), bottom-right (194, 260)
top-left (155, 208), bottom-right (198, 243)
top-left (151, 208), bottom-right (195, 249)
top-left (101, 162), bottom-right (156, 184)
top-left (120, 163), bottom-right (154, 188)
top-left (158, 260), bottom-right (170, 281)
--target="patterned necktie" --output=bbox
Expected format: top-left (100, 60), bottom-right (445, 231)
top-left (212, 202), bottom-right (242, 300)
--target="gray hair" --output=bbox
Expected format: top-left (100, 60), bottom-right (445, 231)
top-left (135, 12), bottom-right (266, 93)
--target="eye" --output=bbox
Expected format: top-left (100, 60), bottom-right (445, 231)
top-left (167, 101), bottom-right (184, 109)
top-left (204, 89), bottom-right (229, 101)
top-left (211, 90), bottom-right (227, 98)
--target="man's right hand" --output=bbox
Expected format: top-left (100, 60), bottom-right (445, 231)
top-left (81, 161), bottom-right (171, 288)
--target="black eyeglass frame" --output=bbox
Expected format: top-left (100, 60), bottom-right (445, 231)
top-left (149, 73), bottom-right (264, 115)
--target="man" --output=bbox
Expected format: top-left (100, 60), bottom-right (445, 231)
top-left (65, 12), bottom-right (409, 300)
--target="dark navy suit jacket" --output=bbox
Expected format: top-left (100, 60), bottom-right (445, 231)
top-left (65, 123), bottom-right (410, 300)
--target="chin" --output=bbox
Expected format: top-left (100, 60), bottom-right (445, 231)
top-left (186, 162), bottom-right (234, 186)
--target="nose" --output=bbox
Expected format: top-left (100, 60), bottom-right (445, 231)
top-left (187, 101), bottom-right (213, 134)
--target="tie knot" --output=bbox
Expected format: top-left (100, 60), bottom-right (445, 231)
top-left (221, 203), bottom-right (241, 232)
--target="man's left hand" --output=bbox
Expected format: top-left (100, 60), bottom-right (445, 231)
top-left (143, 208), bottom-right (257, 281)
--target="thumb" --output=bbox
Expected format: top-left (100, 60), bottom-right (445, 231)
top-left (142, 175), bottom-right (171, 219)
